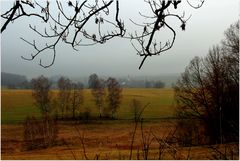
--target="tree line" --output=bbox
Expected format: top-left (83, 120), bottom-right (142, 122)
top-left (174, 21), bottom-right (239, 146)
top-left (31, 73), bottom-right (122, 120)
top-left (1, 73), bottom-right (166, 89)
top-left (23, 73), bottom-right (122, 149)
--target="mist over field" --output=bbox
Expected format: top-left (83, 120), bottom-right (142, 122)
top-left (1, 71), bottom-right (180, 89)
top-left (1, 0), bottom-right (238, 79)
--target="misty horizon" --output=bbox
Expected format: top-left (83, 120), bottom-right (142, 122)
top-left (1, 0), bottom-right (238, 79)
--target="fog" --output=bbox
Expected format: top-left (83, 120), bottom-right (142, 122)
top-left (1, 0), bottom-right (238, 79)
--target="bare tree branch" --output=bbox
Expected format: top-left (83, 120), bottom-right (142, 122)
top-left (1, 0), bottom-right (49, 33)
top-left (128, 0), bottom-right (204, 69)
top-left (187, 0), bottom-right (205, 9)
top-left (1, 0), bottom-right (204, 69)
top-left (2, 0), bottom-right (125, 68)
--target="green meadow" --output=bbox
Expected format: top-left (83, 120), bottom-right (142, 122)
top-left (1, 88), bottom-right (176, 124)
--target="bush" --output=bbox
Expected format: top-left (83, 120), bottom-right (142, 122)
top-left (176, 119), bottom-right (202, 146)
top-left (82, 108), bottom-right (91, 123)
top-left (23, 115), bottom-right (58, 150)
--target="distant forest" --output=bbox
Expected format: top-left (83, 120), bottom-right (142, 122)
top-left (1, 72), bottom-right (29, 89)
top-left (1, 72), bottom-right (179, 89)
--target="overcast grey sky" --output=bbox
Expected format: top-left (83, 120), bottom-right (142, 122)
top-left (1, 0), bottom-right (239, 79)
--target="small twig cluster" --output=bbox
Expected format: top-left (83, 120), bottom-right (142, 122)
top-left (1, 0), bottom-right (49, 33)
top-left (152, 128), bottom-right (183, 159)
top-left (140, 119), bottom-right (154, 160)
top-left (128, 0), bottom-right (204, 69)
top-left (129, 102), bottom-right (150, 159)
top-left (2, 0), bottom-right (125, 68)
top-left (208, 143), bottom-right (239, 160)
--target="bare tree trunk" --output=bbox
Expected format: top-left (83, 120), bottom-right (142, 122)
top-left (99, 105), bottom-right (102, 118)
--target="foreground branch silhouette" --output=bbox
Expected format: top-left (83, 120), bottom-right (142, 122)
top-left (1, 0), bottom-right (125, 68)
top-left (1, 0), bottom-right (204, 69)
top-left (128, 0), bottom-right (204, 69)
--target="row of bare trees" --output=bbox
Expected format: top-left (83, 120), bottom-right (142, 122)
top-left (54, 77), bottom-right (84, 119)
top-left (24, 74), bottom-right (122, 150)
top-left (89, 73), bottom-right (122, 118)
top-left (55, 74), bottom-right (123, 119)
top-left (31, 75), bottom-right (85, 119)
top-left (30, 74), bottom-right (122, 120)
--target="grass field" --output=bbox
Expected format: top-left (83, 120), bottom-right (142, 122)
top-left (2, 121), bottom-right (238, 160)
top-left (1, 88), bottom-right (176, 124)
top-left (2, 89), bottom-right (238, 160)
top-left (1, 90), bottom-right (41, 124)
top-left (1, 88), bottom-right (178, 159)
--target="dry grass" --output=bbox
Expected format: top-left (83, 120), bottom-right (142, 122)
top-left (1, 121), bottom-right (170, 160)
top-left (2, 122), bottom-right (239, 160)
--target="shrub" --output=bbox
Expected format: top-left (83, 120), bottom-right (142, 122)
top-left (23, 115), bottom-right (58, 150)
top-left (82, 108), bottom-right (91, 123)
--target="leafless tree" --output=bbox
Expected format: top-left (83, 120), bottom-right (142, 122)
top-left (174, 22), bottom-right (239, 145)
top-left (106, 77), bottom-right (122, 118)
top-left (88, 73), bottom-right (106, 118)
top-left (31, 75), bottom-right (52, 115)
top-left (91, 78), bottom-right (106, 118)
top-left (221, 21), bottom-right (239, 87)
top-left (222, 21), bottom-right (239, 56)
top-left (70, 82), bottom-right (84, 119)
top-left (28, 75), bottom-right (60, 150)
top-left (88, 73), bottom-right (99, 89)
top-left (1, 0), bottom-right (204, 69)
top-left (57, 76), bottom-right (71, 119)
